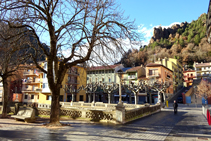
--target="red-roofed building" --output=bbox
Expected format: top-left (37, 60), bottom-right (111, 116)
top-left (183, 70), bottom-right (196, 87)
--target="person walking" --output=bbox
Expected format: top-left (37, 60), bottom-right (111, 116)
top-left (173, 100), bottom-right (178, 114)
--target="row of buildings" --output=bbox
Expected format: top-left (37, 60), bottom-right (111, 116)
top-left (4, 57), bottom-right (211, 105)
top-left (0, 57), bottom-right (184, 105)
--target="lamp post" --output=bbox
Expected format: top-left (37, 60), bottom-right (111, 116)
top-left (117, 73), bottom-right (123, 105)
top-left (194, 86), bottom-right (197, 108)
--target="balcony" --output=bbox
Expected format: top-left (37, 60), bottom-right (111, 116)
top-left (185, 80), bottom-right (193, 83)
top-left (35, 88), bottom-right (42, 92)
top-left (67, 70), bottom-right (79, 76)
top-left (66, 80), bottom-right (79, 84)
top-left (184, 75), bottom-right (196, 78)
top-left (22, 88), bottom-right (38, 93)
top-left (147, 73), bottom-right (160, 78)
top-left (23, 79), bottom-right (42, 84)
top-left (128, 75), bottom-right (137, 79)
top-left (23, 70), bottom-right (40, 76)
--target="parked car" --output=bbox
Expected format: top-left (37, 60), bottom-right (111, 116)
top-left (177, 96), bottom-right (183, 103)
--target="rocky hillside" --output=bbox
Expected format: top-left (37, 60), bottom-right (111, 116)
top-left (119, 13), bottom-right (211, 68)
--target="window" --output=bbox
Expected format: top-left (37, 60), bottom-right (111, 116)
top-left (32, 86), bottom-right (35, 91)
top-left (44, 64), bottom-right (47, 69)
top-left (102, 78), bottom-right (104, 82)
top-left (34, 69), bottom-right (36, 74)
top-left (15, 87), bottom-right (17, 93)
top-left (37, 95), bottom-right (39, 99)
top-left (0, 90), bottom-right (3, 94)
top-left (43, 83), bottom-right (48, 88)
top-left (26, 85), bottom-right (28, 88)
top-left (16, 94), bottom-right (18, 99)
top-left (33, 77), bottom-right (36, 82)
top-left (31, 95), bottom-right (34, 99)
top-left (28, 69), bottom-right (30, 72)
top-left (24, 95), bottom-right (28, 99)
top-left (79, 95), bottom-right (84, 101)
top-left (109, 77), bottom-right (111, 82)
top-left (43, 73), bottom-right (47, 78)
top-left (47, 95), bottom-right (52, 100)
top-left (59, 95), bottom-right (63, 101)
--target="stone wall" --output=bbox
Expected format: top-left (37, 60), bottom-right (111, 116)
top-left (38, 102), bottom-right (161, 124)
top-left (0, 102), bottom-right (161, 124)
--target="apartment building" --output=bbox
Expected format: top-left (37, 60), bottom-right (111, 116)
top-left (87, 64), bottom-right (124, 102)
top-left (64, 65), bottom-right (87, 102)
top-left (22, 65), bottom-right (43, 105)
top-left (155, 57), bottom-right (183, 93)
top-left (146, 63), bottom-right (173, 103)
top-left (183, 69), bottom-right (196, 87)
top-left (193, 62), bottom-right (211, 79)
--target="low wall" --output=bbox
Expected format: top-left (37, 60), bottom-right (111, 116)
top-left (37, 102), bottom-right (161, 124)
top-left (0, 102), bottom-right (161, 124)
top-left (125, 104), bottom-right (161, 122)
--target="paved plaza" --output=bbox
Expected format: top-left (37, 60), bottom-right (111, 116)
top-left (0, 104), bottom-right (210, 141)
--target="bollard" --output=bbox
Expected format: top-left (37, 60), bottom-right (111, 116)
top-left (166, 100), bottom-right (169, 107)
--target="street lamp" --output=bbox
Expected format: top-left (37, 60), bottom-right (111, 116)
top-left (117, 72), bottom-right (123, 105)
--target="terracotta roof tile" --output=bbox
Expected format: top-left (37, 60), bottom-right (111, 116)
top-left (126, 66), bottom-right (142, 72)
top-left (87, 64), bottom-right (121, 71)
top-left (146, 63), bottom-right (163, 67)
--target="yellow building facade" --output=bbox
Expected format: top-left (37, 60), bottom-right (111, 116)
top-left (155, 58), bottom-right (183, 93)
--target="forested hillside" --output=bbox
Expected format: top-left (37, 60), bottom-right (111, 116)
top-left (119, 13), bottom-right (211, 68)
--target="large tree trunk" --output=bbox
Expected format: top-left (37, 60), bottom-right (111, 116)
top-left (49, 85), bottom-right (61, 125)
top-left (2, 77), bottom-right (9, 118)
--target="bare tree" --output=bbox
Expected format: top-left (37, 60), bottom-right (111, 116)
top-left (148, 79), bottom-right (171, 105)
top-left (126, 80), bottom-right (146, 105)
top-left (196, 79), bottom-right (211, 103)
top-left (1, 0), bottom-right (140, 125)
top-left (0, 23), bottom-right (30, 118)
top-left (83, 82), bottom-right (98, 103)
top-left (100, 82), bottom-right (118, 104)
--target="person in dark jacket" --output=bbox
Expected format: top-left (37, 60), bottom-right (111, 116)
top-left (173, 100), bottom-right (178, 114)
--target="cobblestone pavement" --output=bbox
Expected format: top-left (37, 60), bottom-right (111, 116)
top-left (0, 104), bottom-right (210, 141)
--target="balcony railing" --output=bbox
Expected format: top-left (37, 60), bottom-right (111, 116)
top-left (67, 70), bottom-right (79, 76)
top-left (128, 75), bottom-right (137, 79)
top-left (35, 88), bottom-right (42, 92)
top-left (66, 80), bottom-right (79, 84)
top-left (23, 79), bottom-right (42, 84)
top-left (22, 88), bottom-right (38, 92)
top-left (148, 73), bottom-right (160, 77)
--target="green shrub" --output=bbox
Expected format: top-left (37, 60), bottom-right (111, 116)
top-left (188, 34), bottom-right (192, 43)
top-left (194, 34), bottom-right (201, 45)
top-left (179, 38), bottom-right (185, 47)
top-left (177, 28), bottom-right (183, 35)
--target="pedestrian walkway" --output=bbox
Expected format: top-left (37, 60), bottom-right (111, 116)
top-left (0, 104), bottom-right (210, 141)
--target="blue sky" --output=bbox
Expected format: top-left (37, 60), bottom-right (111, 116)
top-left (116, 0), bottom-right (210, 45)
